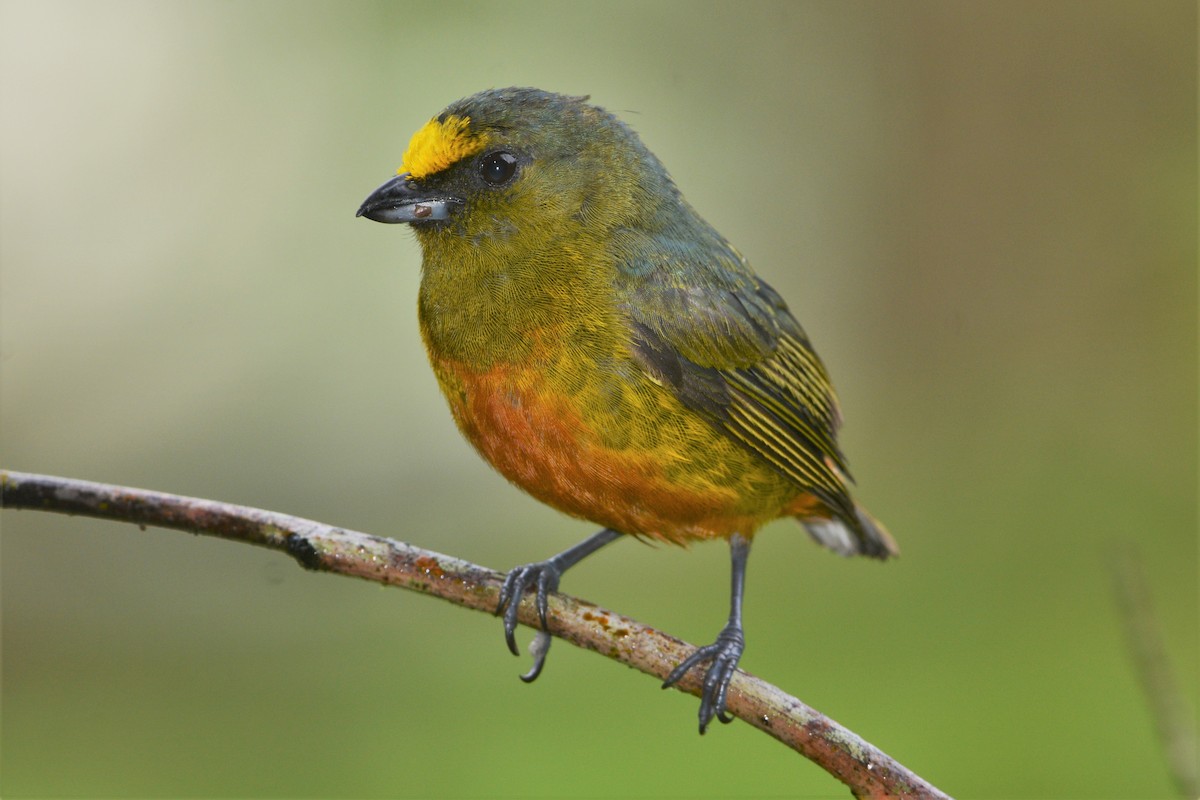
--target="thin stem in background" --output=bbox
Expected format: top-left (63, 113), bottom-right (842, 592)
top-left (1111, 545), bottom-right (1199, 797)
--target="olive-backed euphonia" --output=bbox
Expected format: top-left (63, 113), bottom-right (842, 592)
top-left (358, 87), bottom-right (896, 733)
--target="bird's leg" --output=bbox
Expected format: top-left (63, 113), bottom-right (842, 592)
top-left (496, 527), bottom-right (622, 682)
top-left (662, 533), bottom-right (750, 734)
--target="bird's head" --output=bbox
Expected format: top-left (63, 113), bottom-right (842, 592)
top-left (357, 88), bottom-right (682, 254)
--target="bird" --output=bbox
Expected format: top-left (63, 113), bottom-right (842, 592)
top-left (357, 87), bottom-right (896, 733)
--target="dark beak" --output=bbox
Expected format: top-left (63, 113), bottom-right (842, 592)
top-left (356, 174), bottom-right (460, 223)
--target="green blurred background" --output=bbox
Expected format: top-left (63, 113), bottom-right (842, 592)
top-left (2, 1), bottom-right (1195, 796)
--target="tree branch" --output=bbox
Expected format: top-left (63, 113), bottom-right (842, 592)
top-left (1, 468), bottom-right (950, 799)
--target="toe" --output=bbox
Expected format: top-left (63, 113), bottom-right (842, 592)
top-left (519, 630), bottom-right (552, 683)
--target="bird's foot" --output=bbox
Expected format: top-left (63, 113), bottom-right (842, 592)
top-left (495, 559), bottom-right (562, 683)
top-left (662, 621), bottom-right (746, 734)
top-left (493, 529), bottom-right (623, 684)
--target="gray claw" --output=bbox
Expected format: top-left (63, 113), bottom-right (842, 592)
top-left (496, 561), bottom-right (562, 680)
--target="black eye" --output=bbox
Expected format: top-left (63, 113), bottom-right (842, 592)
top-left (479, 151), bottom-right (518, 185)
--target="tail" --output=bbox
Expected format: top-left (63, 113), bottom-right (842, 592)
top-left (799, 504), bottom-right (898, 560)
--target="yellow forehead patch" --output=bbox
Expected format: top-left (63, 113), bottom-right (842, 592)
top-left (399, 114), bottom-right (487, 180)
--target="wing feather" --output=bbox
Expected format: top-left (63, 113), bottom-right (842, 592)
top-left (617, 233), bottom-right (857, 524)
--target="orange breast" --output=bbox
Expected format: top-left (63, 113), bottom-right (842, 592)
top-left (429, 352), bottom-right (805, 544)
